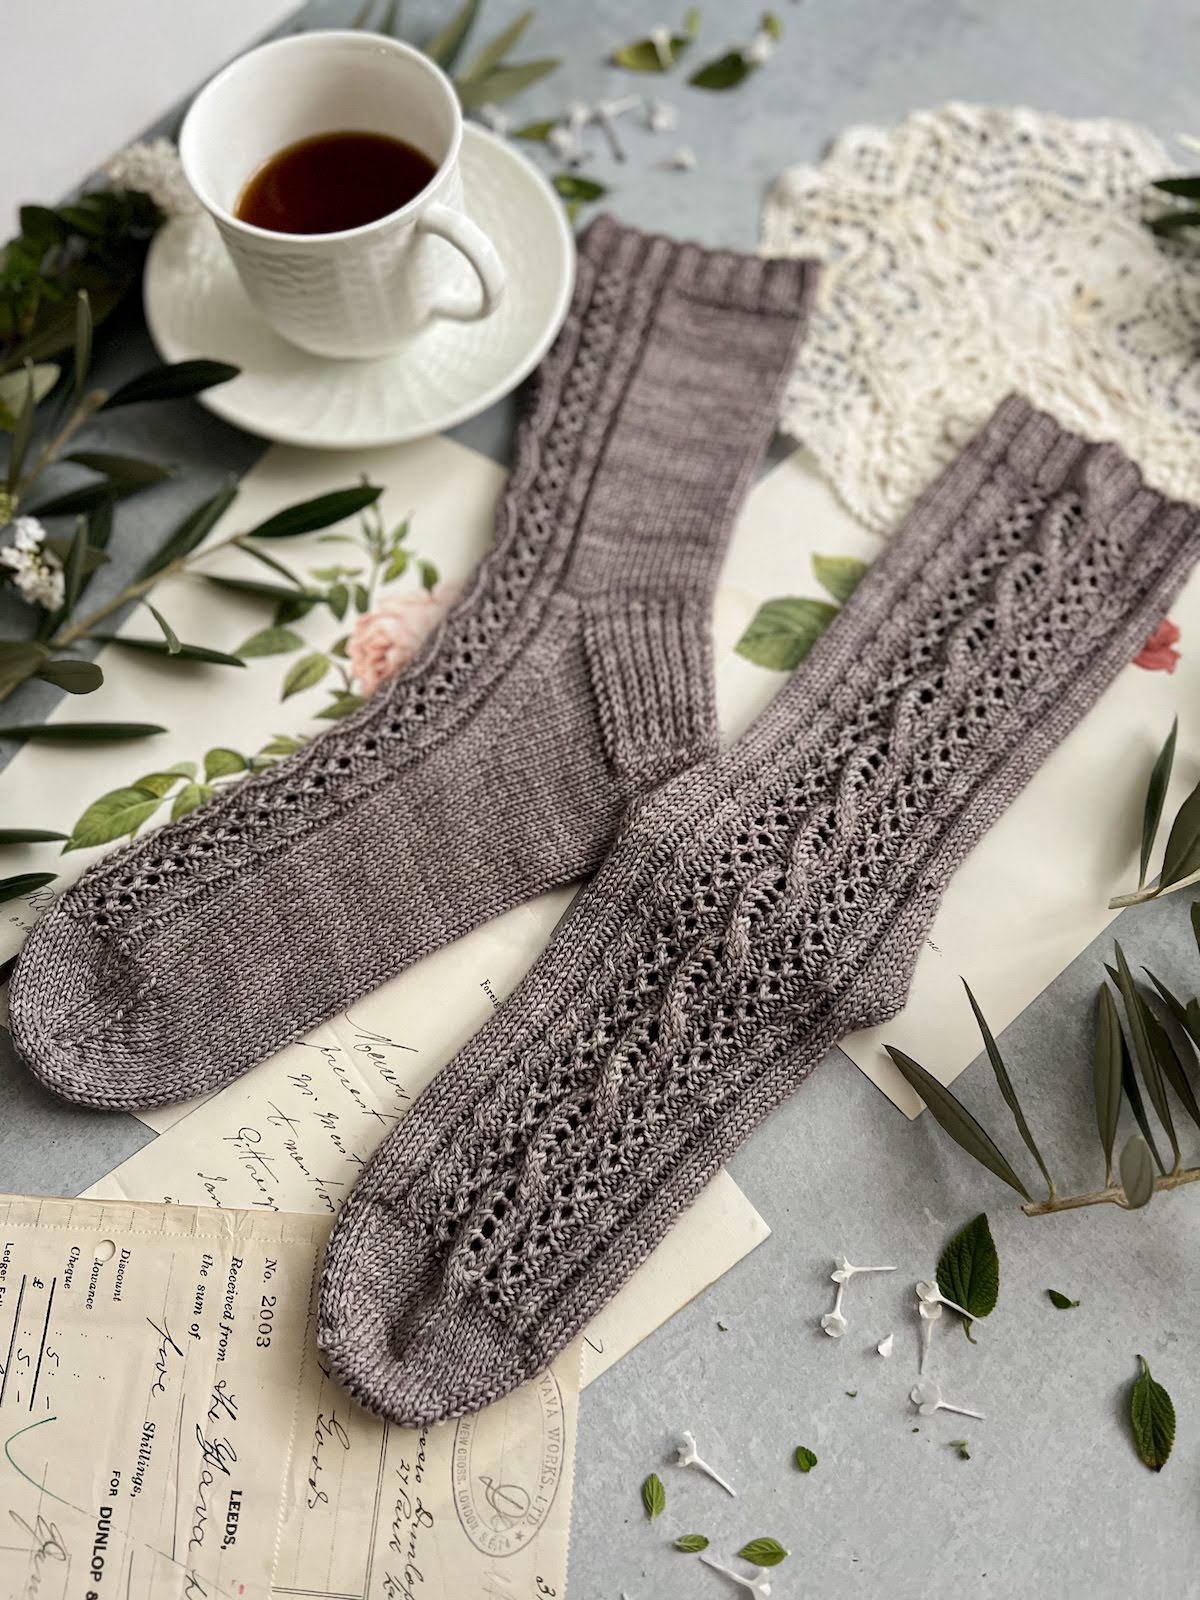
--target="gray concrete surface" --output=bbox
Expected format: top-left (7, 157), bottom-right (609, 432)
top-left (3, 2), bottom-right (1200, 1595)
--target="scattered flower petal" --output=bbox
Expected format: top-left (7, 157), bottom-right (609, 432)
top-left (675, 1430), bottom-right (737, 1496)
top-left (1134, 617), bottom-right (1181, 673)
top-left (909, 1377), bottom-right (986, 1421)
top-left (832, 1257), bottom-right (898, 1284)
top-left (743, 30), bottom-right (775, 65)
top-left (877, 1333), bottom-right (894, 1358)
top-left (663, 144), bottom-right (697, 171)
top-left (699, 1555), bottom-right (774, 1598)
top-left (647, 97), bottom-right (679, 132)
top-left (916, 1280), bottom-right (971, 1318)
top-left (820, 1309), bottom-right (847, 1338)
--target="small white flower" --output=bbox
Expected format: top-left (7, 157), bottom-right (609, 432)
top-left (646, 97), bottom-right (679, 133)
top-left (918, 1298), bottom-right (942, 1373)
top-left (591, 96), bottom-right (638, 162)
top-left (547, 125), bottom-right (580, 161)
top-left (915, 1280), bottom-right (971, 1318)
top-left (105, 137), bottom-right (198, 218)
top-left (743, 30), bottom-right (776, 66)
top-left (649, 23), bottom-right (674, 69)
top-left (675, 1430), bottom-right (737, 1496)
top-left (477, 103), bottom-right (512, 136)
top-left (831, 1257), bottom-right (898, 1284)
top-left (700, 1556), bottom-right (773, 1597)
top-left (0, 516), bottom-right (63, 610)
top-left (877, 1333), bottom-right (894, 1358)
top-left (663, 144), bottom-right (697, 171)
top-left (820, 1278), bottom-right (847, 1337)
top-left (910, 1376), bottom-right (986, 1421)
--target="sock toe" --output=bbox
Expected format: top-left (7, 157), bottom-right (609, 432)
top-left (10, 908), bottom-right (164, 1110)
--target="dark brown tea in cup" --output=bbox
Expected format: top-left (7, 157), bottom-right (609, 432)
top-left (235, 130), bottom-right (437, 234)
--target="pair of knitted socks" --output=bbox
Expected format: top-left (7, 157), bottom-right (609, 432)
top-left (13, 219), bottom-right (1200, 1426)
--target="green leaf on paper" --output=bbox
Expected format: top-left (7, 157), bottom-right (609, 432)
top-left (794, 1446), bottom-right (818, 1472)
top-left (885, 1045), bottom-right (1032, 1201)
top-left (88, 634), bottom-right (245, 668)
top-left (34, 657), bottom-right (102, 695)
top-left (735, 596), bottom-right (839, 672)
top-left (737, 1539), bottom-right (787, 1568)
top-left (1047, 1289), bottom-right (1080, 1309)
top-left (0, 362), bottom-right (59, 429)
top-left (143, 602), bottom-right (180, 654)
top-left (64, 784), bottom-right (166, 850)
top-left (1139, 720), bottom-right (1176, 888)
top-left (689, 50), bottom-right (753, 90)
top-left (203, 748), bottom-right (247, 781)
top-left (1152, 175), bottom-right (1200, 200)
top-left (1142, 1004), bottom-right (1200, 1134)
top-left (232, 540), bottom-right (305, 588)
top-left (245, 485), bottom-right (382, 541)
top-left (1156, 773), bottom-right (1200, 892)
top-left (170, 782), bottom-right (215, 820)
top-left (236, 626), bottom-right (305, 659)
top-left (937, 1213), bottom-right (999, 1335)
top-left (424, 0), bottom-right (480, 70)
top-left (456, 59), bottom-right (560, 110)
top-left (101, 359), bottom-right (239, 411)
top-left (137, 481), bottom-right (238, 580)
top-left (812, 553), bottom-right (866, 605)
top-left (641, 1473), bottom-right (666, 1521)
top-left (963, 979), bottom-right (1054, 1198)
top-left (1117, 1016), bottom-right (1168, 1176)
top-left (0, 871), bottom-right (56, 904)
top-left (1113, 943), bottom-right (1179, 1167)
top-left (282, 653), bottom-right (330, 700)
top-left (132, 765), bottom-right (193, 798)
top-left (0, 721), bottom-right (164, 743)
top-left (673, 1534), bottom-right (709, 1553)
top-left (1130, 1355), bottom-right (1175, 1469)
top-left (1119, 1134), bottom-right (1156, 1209)
top-left (552, 174), bottom-right (609, 202)
top-left (1093, 985), bottom-right (1124, 1184)
top-left (0, 828), bottom-right (67, 845)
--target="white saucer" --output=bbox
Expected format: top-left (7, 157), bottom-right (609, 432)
top-left (143, 125), bottom-right (575, 450)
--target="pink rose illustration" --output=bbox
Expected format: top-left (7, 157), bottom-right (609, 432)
top-left (347, 587), bottom-right (456, 697)
top-left (1134, 618), bottom-right (1181, 674)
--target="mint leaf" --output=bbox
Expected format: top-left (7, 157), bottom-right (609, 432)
top-left (738, 1538), bottom-right (787, 1567)
top-left (812, 553), bottom-right (867, 604)
top-left (937, 1213), bottom-right (999, 1337)
top-left (1130, 1355), bottom-right (1175, 1470)
top-left (735, 596), bottom-right (838, 671)
top-left (948, 1439), bottom-right (971, 1460)
top-left (794, 1446), bottom-right (817, 1472)
top-left (673, 1534), bottom-right (709, 1552)
top-left (1047, 1289), bottom-right (1079, 1310)
top-left (641, 1472), bottom-right (666, 1520)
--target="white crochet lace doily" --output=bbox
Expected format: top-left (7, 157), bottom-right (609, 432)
top-left (760, 102), bottom-right (1200, 533)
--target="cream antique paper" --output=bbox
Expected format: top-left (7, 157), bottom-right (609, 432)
top-left (0, 1192), bottom-right (581, 1600)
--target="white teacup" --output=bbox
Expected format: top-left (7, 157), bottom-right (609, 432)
top-left (179, 30), bottom-right (506, 360)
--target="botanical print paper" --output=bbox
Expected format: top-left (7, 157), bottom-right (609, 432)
top-left (0, 1192), bottom-right (582, 1600)
top-left (1, 429), bottom-right (1186, 1121)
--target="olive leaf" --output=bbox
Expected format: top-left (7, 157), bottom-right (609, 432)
top-left (937, 1213), bottom-right (999, 1337)
top-left (282, 653), bottom-right (331, 700)
top-left (1047, 1289), bottom-right (1080, 1309)
top-left (1144, 969), bottom-right (1200, 1051)
top-left (203, 575), bottom-right (318, 608)
top-left (88, 634), bottom-right (245, 668)
top-left (1119, 1134), bottom-right (1156, 1210)
top-left (64, 450), bottom-right (174, 487)
top-left (143, 602), bottom-right (180, 654)
top-left (1155, 773), bottom-right (1200, 893)
top-left (0, 828), bottom-right (66, 845)
top-left (1149, 209), bottom-right (1200, 236)
top-left (1093, 985), bottom-right (1124, 1186)
top-left (641, 1472), bottom-right (666, 1521)
top-left (1117, 1020), bottom-right (1168, 1176)
top-left (673, 1534), bottom-right (709, 1553)
top-left (7, 364), bottom-right (35, 491)
top-left (963, 979), bottom-right (1054, 1198)
top-left (244, 485), bottom-right (381, 541)
top-left (1113, 943), bottom-right (1179, 1168)
top-left (1138, 719), bottom-right (1176, 888)
top-left (424, 0), bottom-right (480, 70)
top-left (456, 59), bottom-right (560, 110)
top-left (232, 540), bottom-right (305, 588)
top-left (1142, 1004), bottom-right (1200, 1134)
top-left (812, 553), bottom-right (867, 605)
top-left (137, 481), bottom-right (239, 580)
top-left (28, 478), bottom-right (150, 518)
top-left (1130, 1355), bottom-right (1175, 1470)
top-left (1152, 175), bottom-right (1200, 199)
top-left (0, 721), bottom-right (165, 742)
top-left (885, 1045), bottom-right (1032, 1201)
top-left (73, 289), bottom-right (92, 395)
top-left (455, 8), bottom-right (533, 83)
top-left (735, 596), bottom-right (839, 672)
top-left (0, 871), bottom-right (56, 904)
top-left (737, 1539), bottom-right (787, 1568)
top-left (794, 1446), bottom-right (817, 1472)
top-left (0, 362), bottom-right (59, 429)
top-left (34, 657), bottom-right (102, 695)
top-left (63, 784), bottom-right (166, 851)
top-left (100, 359), bottom-right (239, 411)
top-left (236, 626), bottom-right (305, 659)
top-left (552, 175), bottom-right (609, 202)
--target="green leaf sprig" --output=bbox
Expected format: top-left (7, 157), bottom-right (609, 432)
top-left (936, 1213), bottom-right (999, 1339)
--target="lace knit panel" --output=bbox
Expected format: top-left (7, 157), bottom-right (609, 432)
top-left (402, 399), bottom-right (1200, 1333)
top-left (61, 234), bottom-right (686, 941)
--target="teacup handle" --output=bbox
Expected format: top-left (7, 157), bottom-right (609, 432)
top-left (416, 203), bottom-right (506, 322)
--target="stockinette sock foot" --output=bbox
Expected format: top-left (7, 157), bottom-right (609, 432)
top-left (10, 216), bottom-right (818, 1110)
top-left (317, 396), bottom-right (1200, 1425)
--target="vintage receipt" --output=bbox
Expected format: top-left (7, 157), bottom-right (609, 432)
top-left (0, 1192), bottom-right (581, 1600)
